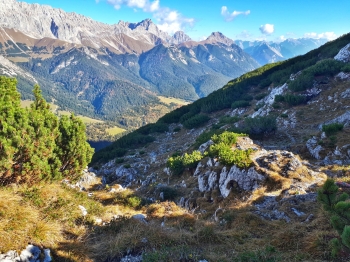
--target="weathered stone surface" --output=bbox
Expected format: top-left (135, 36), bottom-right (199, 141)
top-left (219, 166), bottom-right (264, 198)
top-left (0, 245), bottom-right (51, 262)
top-left (334, 43), bottom-right (350, 62)
top-left (132, 214), bottom-right (147, 224)
top-left (306, 136), bottom-right (323, 160)
top-left (321, 111), bottom-right (350, 127)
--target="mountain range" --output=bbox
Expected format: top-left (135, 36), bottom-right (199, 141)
top-left (0, 0), bottom-right (328, 130)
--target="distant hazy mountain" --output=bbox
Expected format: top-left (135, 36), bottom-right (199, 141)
top-left (235, 38), bottom-right (328, 65)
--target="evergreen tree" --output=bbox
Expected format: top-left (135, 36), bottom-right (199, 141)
top-left (0, 77), bottom-right (32, 184)
top-left (55, 114), bottom-right (94, 181)
top-left (318, 179), bottom-right (350, 256)
top-left (0, 76), bottom-right (94, 185)
top-left (26, 84), bottom-right (60, 181)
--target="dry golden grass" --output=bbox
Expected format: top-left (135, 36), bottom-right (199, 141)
top-left (157, 95), bottom-right (190, 105)
top-left (0, 188), bottom-right (62, 252)
top-left (105, 126), bottom-right (126, 136)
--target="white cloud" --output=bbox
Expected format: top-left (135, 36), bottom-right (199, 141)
top-left (259, 24), bottom-right (274, 35)
top-left (103, 0), bottom-right (194, 34)
top-left (304, 31), bottom-right (337, 40)
top-left (235, 30), bottom-right (253, 40)
top-left (221, 6), bottom-right (250, 22)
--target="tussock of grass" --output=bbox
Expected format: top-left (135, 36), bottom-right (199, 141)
top-left (0, 188), bottom-right (62, 252)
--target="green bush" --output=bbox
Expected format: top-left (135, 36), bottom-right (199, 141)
top-left (115, 158), bottom-right (124, 164)
top-left (173, 127), bottom-right (181, 132)
top-left (232, 100), bottom-right (251, 109)
top-left (167, 151), bottom-right (204, 176)
top-left (166, 155), bottom-right (184, 176)
top-left (288, 73), bottom-right (314, 92)
top-left (158, 186), bottom-right (178, 201)
top-left (126, 196), bottom-right (142, 208)
top-left (182, 114), bottom-right (210, 129)
top-left (193, 129), bottom-right (223, 148)
top-left (284, 94), bottom-right (307, 106)
top-left (342, 64), bottom-right (350, 73)
top-left (211, 131), bottom-right (245, 146)
top-left (322, 123), bottom-right (344, 136)
top-left (274, 95), bottom-right (285, 103)
top-left (244, 116), bottom-right (277, 137)
top-left (137, 122), bottom-right (169, 135)
top-left (0, 77), bottom-right (93, 185)
top-left (208, 143), bottom-right (253, 168)
top-left (272, 103), bottom-right (281, 109)
top-left (318, 179), bottom-right (350, 257)
top-left (255, 93), bottom-right (268, 100)
top-left (219, 115), bottom-right (240, 125)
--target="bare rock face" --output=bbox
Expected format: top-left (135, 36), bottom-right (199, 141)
top-left (0, 0), bottom-right (172, 53)
top-left (218, 166), bottom-right (264, 197)
top-left (306, 136), bottom-right (324, 160)
top-left (195, 142), bottom-right (325, 199)
top-left (172, 31), bottom-right (192, 44)
top-left (321, 111), bottom-right (350, 127)
top-left (334, 43), bottom-right (350, 62)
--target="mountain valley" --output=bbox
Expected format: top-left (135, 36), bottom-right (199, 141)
top-left (1, 1), bottom-right (350, 261)
top-left (0, 0), bottom-right (328, 138)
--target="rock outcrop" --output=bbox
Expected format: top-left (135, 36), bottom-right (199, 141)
top-left (0, 245), bottom-right (51, 262)
top-left (334, 43), bottom-right (350, 62)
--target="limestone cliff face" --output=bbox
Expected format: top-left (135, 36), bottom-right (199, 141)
top-left (0, 0), bottom-right (172, 53)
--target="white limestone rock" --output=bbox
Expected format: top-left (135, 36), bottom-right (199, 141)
top-left (334, 43), bottom-right (350, 62)
top-left (306, 136), bottom-right (324, 160)
top-left (218, 166), bottom-right (264, 198)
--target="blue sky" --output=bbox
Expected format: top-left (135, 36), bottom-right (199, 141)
top-left (22, 0), bottom-right (350, 42)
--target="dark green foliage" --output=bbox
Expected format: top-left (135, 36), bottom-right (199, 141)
top-left (92, 132), bottom-right (155, 163)
top-left (274, 95), bottom-right (285, 103)
top-left (137, 122), bottom-right (169, 135)
top-left (211, 131), bottom-right (244, 146)
top-left (115, 158), bottom-right (124, 164)
top-left (231, 100), bottom-right (251, 109)
top-left (0, 76), bottom-right (93, 185)
top-left (289, 59), bottom-right (344, 92)
top-left (167, 151), bottom-right (203, 176)
top-left (322, 123), bottom-right (344, 136)
top-left (193, 129), bottom-right (223, 148)
top-left (275, 94), bottom-right (307, 106)
top-left (342, 64), bottom-right (350, 73)
top-left (255, 93), bottom-right (268, 100)
top-left (207, 132), bottom-right (252, 168)
top-left (288, 73), bottom-right (314, 92)
top-left (208, 143), bottom-right (253, 168)
top-left (318, 179), bottom-right (350, 256)
top-left (158, 186), bottom-right (178, 201)
top-left (173, 127), bottom-right (181, 132)
top-left (243, 116), bottom-right (277, 137)
top-left (219, 115), bottom-right (240, 125)
top-left (272, 103), bottom-right (281, 109)
top-left (166, 155), bottom-right (184, 176)
top-left (158, 105), bottom-right (190, 124)
top-left (55, 114), bottom-right (94, 181)
top-left (182, 114), bottom-right (210, 129)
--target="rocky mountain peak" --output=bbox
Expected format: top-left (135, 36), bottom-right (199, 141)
top-left (206, 31), bottom-right (234, 46)
top-left (128, 19), bottom-right (154, 30)
top-left (172, 31), bottom-right (192, 44)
